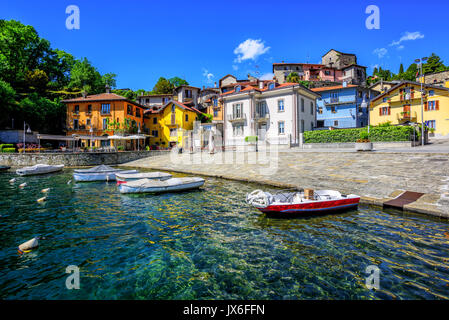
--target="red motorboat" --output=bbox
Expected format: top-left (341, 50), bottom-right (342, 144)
top-left (246, 189), bottom-right (360, 216)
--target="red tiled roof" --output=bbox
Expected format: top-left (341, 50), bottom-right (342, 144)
top-left (62, 93), bottom-right (147, 108)
top-left (311, 84), bottom-right (358, 92)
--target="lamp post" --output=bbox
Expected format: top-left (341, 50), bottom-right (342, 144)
top-left (23, 122), bottom-right (31, 153)
top-left (415, 57), bottom-right (428, 146)
top-left (360, 93), bottom-right (369, 134)
top-left (89, 126), bottom-right (93, 152)
top-left (137, 127), bottom-right (141, 151)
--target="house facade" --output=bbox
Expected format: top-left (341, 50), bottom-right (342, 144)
top-left (222, 81), bottom-right (320, 146)
top-left (369, 81), bottom-right (449, 137)
top-left (136, 94), bottom-right (172, 108)
top-left (312, 84), bottom-right (375, 129)
top-left (273, 49), bottom-right (366, 85)
top-left (144, 100), bottom-right (200, 148)
top-left (63, 90), bottom-right (147, 149)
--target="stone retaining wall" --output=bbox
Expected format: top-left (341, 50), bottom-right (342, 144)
top-left (0, 150), bottom-right (169, 167)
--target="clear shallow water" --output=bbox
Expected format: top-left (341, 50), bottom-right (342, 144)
top-left (0, 169), bottom-right (449, 300)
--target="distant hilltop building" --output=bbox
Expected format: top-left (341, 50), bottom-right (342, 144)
top-left (273, 49), bottom-right (367, 86)
top-left (417, 70), bottom-right (449, 87)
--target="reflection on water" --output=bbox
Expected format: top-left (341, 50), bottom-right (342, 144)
top-left (0, 169), bottom-right (448, 299)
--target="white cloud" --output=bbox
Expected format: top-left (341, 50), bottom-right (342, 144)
top-left (202, 68), bottom-right (214, 84)
top-left (390, 31), bottom-right (424, 47)
top-left (232, 65), bottom-right (239, 71)
top-left (234, 39), bottom-right (270, 63)
top-left (259, 73), bottom-right (274, 80)
top-left (373, 48), bottom-right (388, 59)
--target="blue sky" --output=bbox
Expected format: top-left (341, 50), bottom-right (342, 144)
top-left (1, 0), bottom-right (449, 90)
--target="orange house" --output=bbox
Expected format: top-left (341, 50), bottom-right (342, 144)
top-left (63, 91), bottom-right (148, 149)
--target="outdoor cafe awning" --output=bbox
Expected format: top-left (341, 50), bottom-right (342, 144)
top-left (37, 134), bottom-right (78, 141)
top-left (71, 134), bottom-right (110, 140)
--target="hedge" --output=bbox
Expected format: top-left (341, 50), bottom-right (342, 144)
top-left (304, 126), bottom-right (417, 143)
top-left (1, 148), bottom-right (16, 153)
top-left (0, 144), bottom-right (13, 151)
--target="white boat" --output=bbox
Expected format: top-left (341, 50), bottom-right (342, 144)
top-left (73, 165), bottom-right (138, 182)
top-left (116, 172), bottom-right (172, 184)
top-left (16, 164), bottom-right (64, 176)
top-left (246, 189), bottom-right (360, 216)
top-left (119, 177), bottom-right (205, 194)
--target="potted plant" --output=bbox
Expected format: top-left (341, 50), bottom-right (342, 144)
top-left (429, 127), bottom-right (435, 137)
top-left (355, 131), bottom-right (373, 151)
top-left (245, 136), bottom-right (258, 151)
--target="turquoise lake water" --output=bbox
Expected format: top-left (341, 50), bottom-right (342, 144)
top-left (0, 169), bottom-right (449, 300)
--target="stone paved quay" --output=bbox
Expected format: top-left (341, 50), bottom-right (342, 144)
top-left (122, 148), bottom-right (449, 218)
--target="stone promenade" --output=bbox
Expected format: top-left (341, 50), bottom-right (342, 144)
top-left (121, 149), bottom-right (449, 218)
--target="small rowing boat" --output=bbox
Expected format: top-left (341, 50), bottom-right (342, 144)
top-left (246, 189), bottom-right (360, 216)
top-left (73, 165), bottom-right (138, 182)
top-left (16, 164), bottom-right (64, 176)
top-left (119, 177), bottom-right (205, 194)
top-left (0, 165), bottom-right (11, 172)
top-left (115, 172), bottom-right (172, 184)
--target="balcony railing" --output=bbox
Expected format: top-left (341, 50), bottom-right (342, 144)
top-left (227, 113), bottom-right (246, 122)
top-left (255, 112), bottom-right (269, 122)
top-left (397, 111), bottom-right (417, 121)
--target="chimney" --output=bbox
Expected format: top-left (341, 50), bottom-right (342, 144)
top-left (203, 85), bottom-right (205, 90)
top-left (105, 85), bottom-right (111, 94)
top-left (82, 91), bottom-right (87, 98)
top-left (214, 82), bottom-right (217, 88)
top-left (259, 81), bottom-right (264, 90)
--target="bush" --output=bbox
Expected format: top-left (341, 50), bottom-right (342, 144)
top-left (304, 126), bottom-right (416, 143)
top-left (245, 136), bottom-right (258, 143)
top-left (0, 144), bottom-right (14, 151)
top-left (2, 148), bottom-right (16, 153)
top-left (117, 146), bottom-right (124, 151)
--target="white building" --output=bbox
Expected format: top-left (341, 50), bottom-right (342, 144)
top-left (222, 81), bottom-right (321, 146)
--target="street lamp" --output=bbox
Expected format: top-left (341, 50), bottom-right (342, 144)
top-left (23, 122), bottom-right (31, 153)
top-left (360, 93), bottom-right (369, 134)
top-left (89, 126), bottom-right (93, 152)
top-left (137, 127), bottom-right (141, 151)
top-left (415, 57), bottom-right (428, 146)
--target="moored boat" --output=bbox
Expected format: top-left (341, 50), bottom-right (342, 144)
top-left (0, 165), bottom-right (11, 172)
top-left (119, 177), bottom-right (205, 194)
top-left (115, 172), bottom-right (172, 184)
top-left (246, 189), bottom-right (360, 216)
top-left (16, 164), bottom-right (64, 176)
top-left (73, 165), bottom-right (138, 182)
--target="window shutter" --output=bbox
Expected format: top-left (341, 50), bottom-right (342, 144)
top-left (388, 107), bottom-right (391, 115)
top-left (379, 108), bottom-right (382, 116)
top-left (425, 102), bottom-right (428, 111)
top-left (436, 100), bottom-right (439, 110)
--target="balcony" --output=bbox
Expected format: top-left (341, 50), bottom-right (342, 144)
top-left (397, 111), bottom-right (417, 122)
top-left (324, 98), bottom-right (356, 106)
top-left (255, 112), bottom-right (269, 123)
top-left (227, 113), bottom-right (246, 123)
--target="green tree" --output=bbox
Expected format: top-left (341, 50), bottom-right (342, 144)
top-left (423, 53), bottom-right (448, 74)
top-left (168, 77), bottom-right (189, 88)
top-left (399, 63), bottom-right (404, 74)
top-left (68, 58), bottom-right (104, 94)
top-left (152, 77), bottom-right (174, 94)
top-left (286, 72), bottom-right (300, 83)
top-left (102, 73), bottom-right (117, 89)
top-left (0, 80), bottom-right (17, 128)
top-left (25, 69), bottom-right (49, 92)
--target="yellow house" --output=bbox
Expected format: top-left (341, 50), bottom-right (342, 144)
top-left (370, 81), bottom-right (449, 136)
top-left (144, 101), bottom-right (200, 148)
